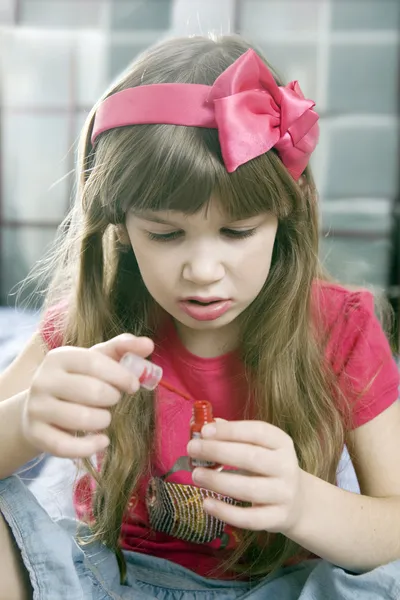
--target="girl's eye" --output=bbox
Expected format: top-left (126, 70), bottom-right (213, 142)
top-left (147, 231), bottom-right (183, 242)
top-left (221, 228), bottom-right (256, 239)
top-left (146, 228), bottom-right (256, 242)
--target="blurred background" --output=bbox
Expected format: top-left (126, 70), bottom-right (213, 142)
top-left (0, 0), bottom-right (399, 355)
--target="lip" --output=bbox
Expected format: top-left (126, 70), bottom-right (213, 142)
top-left (183, 296), bottom-right (227, 303)
top-left (178, 298), bottom-right (233, 321)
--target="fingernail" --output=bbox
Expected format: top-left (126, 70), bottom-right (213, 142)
top-left (202, 424), bottom-right (216, 437)
top-left (192, 468), bottom-right (205, 483)
top-left (131, 379), bottom-right (140, 394)
top-left (187, 440), bottom-right (201, 454)
top-left (99, 436), bottom-right (110, 448)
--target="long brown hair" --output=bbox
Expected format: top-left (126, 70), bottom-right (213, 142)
top-left (43, 34), bottom-right (349, 578)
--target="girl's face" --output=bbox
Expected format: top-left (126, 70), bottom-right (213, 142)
top-left (125, 197), bottom-right (278, 354)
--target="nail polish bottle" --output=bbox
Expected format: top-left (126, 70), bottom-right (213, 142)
top-left (120, 353), bottom-right (163, 391)
top-left (190, 401), bottom-right (218, 470)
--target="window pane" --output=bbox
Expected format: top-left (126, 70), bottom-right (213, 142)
top-left (0, 0), bottom-right (14, 25)
top-left (1, 31), bottom-right (71, 108)
top-left (241, 1), bottom-right (320, 37)
top-left (75, 110), bottom-right (90, 140)
top-left (75, 34), bottom-right (107, 105)
top-left (108, 43), bottom-right (151, 79)
top-left (19, 0), bottom-right (103, 28)
top-left (324, 122), bottom-right (398, 198)
top-left (321, 199), bottom-right (392, 234)
top-left (171, 0), bottom-right (233, 35)
top-left (2, 113), bottom-right (70, 222)
top-left (2, 226), bottom-right (58, 302)
top-left (320, 236), bottom-right (391, 288)
top-left (110, 0), bottom-right (172, 30)
top-left (332, 0), bottom-right (400, 31)
top-left (328, 44), bottom-right (398, 114)
top-left (320, 199), bottom-right (393, 289)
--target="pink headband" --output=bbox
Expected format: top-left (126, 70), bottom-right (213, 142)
top-left (91, 49), bottom-right (319, 180)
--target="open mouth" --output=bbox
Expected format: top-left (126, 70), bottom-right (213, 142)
top-left (186, 299), bottom-right (221, 306)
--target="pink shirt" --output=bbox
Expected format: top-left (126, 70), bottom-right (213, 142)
top-left (42, 282), bottom-right (400, 578)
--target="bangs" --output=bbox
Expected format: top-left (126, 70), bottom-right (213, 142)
top-left (95, 123), bottom-right (296, 224)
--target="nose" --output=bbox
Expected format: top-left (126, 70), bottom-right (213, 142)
top-left (182, 243), bottom-right (225, 286)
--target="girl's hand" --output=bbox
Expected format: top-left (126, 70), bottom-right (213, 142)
top-left (187, 420), bottom-right (305, 536)
top-left (22, 334), bottom-right (154, 459)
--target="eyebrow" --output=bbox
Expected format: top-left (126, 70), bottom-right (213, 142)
top-left (135, 213), bottom-right (178, 226)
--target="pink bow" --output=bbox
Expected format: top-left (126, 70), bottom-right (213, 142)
top-left (91, 49), bottom-right (319, 180)
top-left (208, 49), bottom-right (319, 179)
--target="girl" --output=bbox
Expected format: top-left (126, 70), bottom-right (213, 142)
top-left (0, 34), bottom-right (399, 600)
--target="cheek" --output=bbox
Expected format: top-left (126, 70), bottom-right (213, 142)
top-left (134, 247), bottom-right (160, 276)
top-left (239, 234), bottom-right (276, 278)
top-left (233, 241), bottom-right (276, 298)
top-left (132, 244), bottom-right (175, 295)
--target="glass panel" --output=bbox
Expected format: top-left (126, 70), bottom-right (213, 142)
top-left (325, 122), bottom-right (398, 198)
top-left (309, 117), bottom-right (328, 192)
top-left (19, 0), bottom-right (102, 28)
top-left (320, 236), bottom-right (391, 289)
top-left (321, 199), bottom-right (393, 233)
top-left (75, 34), bottom-right (107, 106)
top-left (320, 199), bottom-right (393, 289)
top-left (110, 0), bottom-right (172, 30)
top-left (2, 226), bottom-right (58, 302)
top-left (75, 110), bottom-right (90, 140)
top-left (171, 0), bottom-right (234, 35)
top-left (328, 44), bottom-right (398, 114)
top-left (2, 113), bottom-right (70, 222)
top-left (108, 43), bottom-right (151, 79)
top-left (241, 1), bottom-right (320, 37)
top-left (0, 0), bottom-right (14, 25)
top-left (332, 0), bottom-right (400, 31)
top-left (1, 30), bottom-right (71, 108)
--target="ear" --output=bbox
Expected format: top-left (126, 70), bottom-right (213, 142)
top-left (115, 224), bottom-right (131, 247)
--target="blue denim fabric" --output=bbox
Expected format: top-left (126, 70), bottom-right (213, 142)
top-left (1, 475), bottom-right (399, 600)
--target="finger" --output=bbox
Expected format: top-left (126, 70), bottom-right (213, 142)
top-left (187, 439), bottom-right (280, 476)
top-left (30, 397), bottom-right (112, 432)
top-left (201, 420), bottom-right (290, 450)
top-left (202, 498), bottom-right (282, 532)
top-left (50, 373), bottom-right (121, 407)
top-left (29, 422), bottom-right (109, 459)
top-left (46, 347), bottom-right (140, 394)
top-left (192, 468), bottom-right (283, 505)
top-left (93, 333), bottom-right (154, 362)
